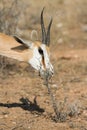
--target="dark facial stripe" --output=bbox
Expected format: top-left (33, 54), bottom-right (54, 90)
top-left (42, 55), bottom-right (46, 69)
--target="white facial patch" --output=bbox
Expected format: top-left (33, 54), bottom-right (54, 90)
top-left (29, 47), bottom-right (42, 70)
top-left (40, 44), bottom-right (54, 73)
top-left (29, 44), bottom-right (54, 76)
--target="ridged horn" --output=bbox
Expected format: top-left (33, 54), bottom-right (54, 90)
top-left (41, 8), bottom-right (46, 44)
top-left (46, 18), bottom-right (52, 46)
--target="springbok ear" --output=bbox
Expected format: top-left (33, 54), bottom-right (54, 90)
top-left (13, 35), bottom-right (31, 48)
top-left (13, 35), bottom-right (24, 44)
top-left (31, 30), bottom-right (38, 41)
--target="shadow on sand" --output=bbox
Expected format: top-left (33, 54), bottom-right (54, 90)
top-left (0, 97), bottom-right (44, 113)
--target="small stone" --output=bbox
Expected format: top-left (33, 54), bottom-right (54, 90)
top-left (52, 84), bottom-right (58, 88)
top-left (56, 23), bottom-right (63, 28)
top-left (28, 126), bottom-right (31, 129)
top-left (9, 71), bottom-right (15, 75)
top-left (12, 122), bottom-right (16, 125)
top-left (83, 110), bottom-right (87, 116)
top-left (58, 38), bottom-right (63, 44)
top-left (4, 115), bottom-right (8, 118)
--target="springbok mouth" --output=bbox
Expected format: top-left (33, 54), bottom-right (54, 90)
top-left (39, 69), bottom-right (53, 79)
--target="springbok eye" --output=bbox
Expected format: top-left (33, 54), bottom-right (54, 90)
top-left (38, 47), bottom-right (43, 55)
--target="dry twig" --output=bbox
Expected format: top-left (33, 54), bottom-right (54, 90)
top-left (44, 71), bottom-right (60, 122)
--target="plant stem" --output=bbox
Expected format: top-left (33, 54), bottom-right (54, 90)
top-left (44, 72), bottom-right (60, 121)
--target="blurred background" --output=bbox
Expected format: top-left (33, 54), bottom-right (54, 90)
top-left (0, 0), bottom-right (87, 49)
top-left (0, 1), bottom-right (87, 129)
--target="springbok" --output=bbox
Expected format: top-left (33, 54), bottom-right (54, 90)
top-left (0, 8), bottom-right (54, 78)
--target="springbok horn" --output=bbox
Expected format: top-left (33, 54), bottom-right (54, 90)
top-left (46, 18), bottom-right (53, 46)
top-left (41, 8), bottom-right (46, 44)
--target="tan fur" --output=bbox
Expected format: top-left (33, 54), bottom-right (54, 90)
top-left (34, 41), bottom-right (42, 47)
top-left (0, 33), bottom-right (33, 62)
top-left (34, 41), bottom-right (49, 50)
top-left (34, 41), bottom-right (50, 54)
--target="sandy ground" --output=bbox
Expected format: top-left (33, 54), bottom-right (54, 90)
top-left (0, 47), bottom-right (87, 130)
top-left (0, 0), bottom-right (87, 129)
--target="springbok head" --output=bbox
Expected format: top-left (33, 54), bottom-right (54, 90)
top-left (14, 8), bottom-right (53, 78)
top-left (29, 8), bottom-right (54, 78)
top-left (0, 8), bottom-right (54, 78)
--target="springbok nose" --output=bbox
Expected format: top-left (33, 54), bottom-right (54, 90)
top-left (39, 67), bottom-right (54, 79)
top-left (50, 65), bottom-right (54, 75)
top-left (49, 69), bottom-right (54, 77)
top-left (51, 71), bottom-right (54, 76)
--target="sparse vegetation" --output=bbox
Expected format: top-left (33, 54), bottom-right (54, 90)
top-left (0, 0), bottom-right (87, 130)
top-left (0, 0), bottom-right (21, 34)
